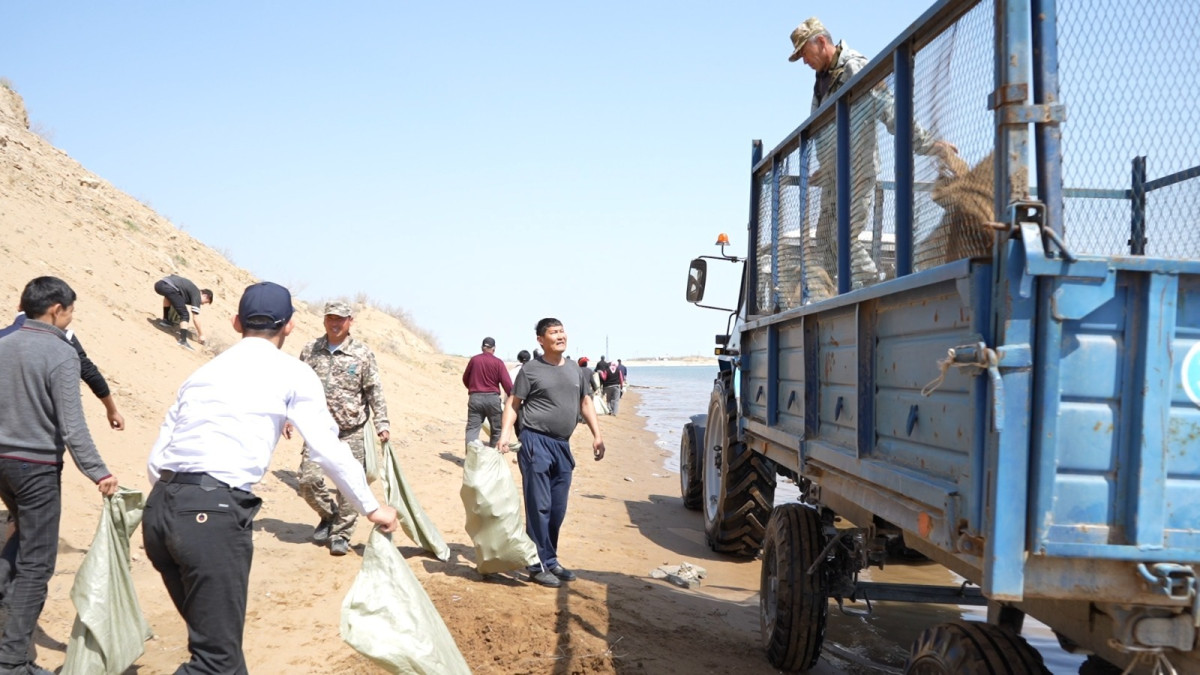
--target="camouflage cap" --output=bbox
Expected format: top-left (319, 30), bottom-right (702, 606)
top-left (323, 300), bottom-right (353, 317)
top-left (789, 17), bottom-right (827, 62)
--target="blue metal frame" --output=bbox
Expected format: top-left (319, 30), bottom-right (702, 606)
top-left (836, 100), bottom-right (852, 295)
top-left (1031, 0), bottom-right (1065, 240)
top-left (893, 45), bottom-right (916, 278)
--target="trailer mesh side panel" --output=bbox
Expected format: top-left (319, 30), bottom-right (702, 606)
top-left (1057, 0), bottom-right (1200, 257)
top-left (911, 0), bottom-right (996, 271)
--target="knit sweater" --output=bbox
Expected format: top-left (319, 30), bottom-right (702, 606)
top-left (0, 319), bottom-right (111, 482)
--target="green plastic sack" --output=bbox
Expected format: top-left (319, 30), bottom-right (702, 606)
top-left (460, 441), bottom-right (539, 574)
top-left (61, 488), bottom-right (151, 675)
top-left (340, 529), bottom-right (471, 674)
top-left (382, 440), bottom-right (450, 561)
top-left (364, 419), bottom-right (380, 484)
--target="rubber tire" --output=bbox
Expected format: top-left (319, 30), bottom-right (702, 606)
top-left (702, 369), bottom-right (776, 556)
top-left (680, 421), bottom-right (703, 510)
top-left (905, 621), bottom-right (1051, 674)
top-left (761, 503), bottom-right (828, 672)
top-left (1077, 655), bottom-right (1123, 675)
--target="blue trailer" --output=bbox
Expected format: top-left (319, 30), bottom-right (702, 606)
top-left (681, 0), bottom-right (1200, 672)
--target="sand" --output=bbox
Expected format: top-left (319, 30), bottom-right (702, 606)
top-left (0, 83), bottom-right (886, 673)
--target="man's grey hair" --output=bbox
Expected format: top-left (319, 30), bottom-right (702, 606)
top-left (806, 30), bottom-right (832, 48)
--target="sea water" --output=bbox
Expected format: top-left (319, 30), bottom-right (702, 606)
top-left (629, 364), bottom-right (1083, 674)
top-left (630, 364), bottom-right (802, 504)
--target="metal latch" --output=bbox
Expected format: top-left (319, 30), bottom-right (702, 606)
top-left (1137, 563), bottom-right (1200, 630)
top-left (1138, 563), bottom-right (1197, 602)
top-left (921, 342), bottom-right (1004, 431)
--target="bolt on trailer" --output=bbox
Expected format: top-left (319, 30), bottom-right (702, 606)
top-left (680, 0), bottom-right (1200, 672)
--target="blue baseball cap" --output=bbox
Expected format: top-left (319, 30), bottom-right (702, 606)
top-left (238, 282), bottom-right (294, 330)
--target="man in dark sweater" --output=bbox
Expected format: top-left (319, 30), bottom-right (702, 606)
top-left (0, 276), bottom-right (120, 675)
top-left (498, 318), bottom-right (604, 588)
top-left (461, 336), bottom-right (513, 447)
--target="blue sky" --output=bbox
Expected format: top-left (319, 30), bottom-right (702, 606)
top-left (2, 2), bottom-right (934, 358)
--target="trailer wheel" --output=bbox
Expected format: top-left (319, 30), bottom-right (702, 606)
top-left (904, 621), bottom-right (1050, 674)
top-left (761, 503), bottom-right (828, 671)
top-left (1077, 655), bottom-right (1123, 675)
top-left (702, 369), bottom-right (776, 556)
top-left (680, 420), bottom-right (703, 510)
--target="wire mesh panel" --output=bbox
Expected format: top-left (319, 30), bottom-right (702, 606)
top-left (848, 76), bottom-right (896, 292)
top-left (1057, 0), bottom-right (1200, 257)
top-left (776, 147), bottom-right (805, 311)
top-left (911, 0), bottom-right (996, 271)
top-left (803, 119), bottom-right (839, 302)
top-left (755, 169), bottom-right (774, 314)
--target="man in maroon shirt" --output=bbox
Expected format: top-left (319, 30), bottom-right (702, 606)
top-left (462, 336), bottom-right (513, 447)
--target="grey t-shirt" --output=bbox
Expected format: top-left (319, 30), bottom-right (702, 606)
top-left (513, 356), bottom-right (591, 440)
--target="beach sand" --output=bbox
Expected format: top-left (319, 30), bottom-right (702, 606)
top-left (0, 83), bottom-right (890, 673)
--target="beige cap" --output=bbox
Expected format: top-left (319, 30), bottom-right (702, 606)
top-left (323, 300), bottom-right (353, 317)
top-left (789, 17), bottom-right (827, 62)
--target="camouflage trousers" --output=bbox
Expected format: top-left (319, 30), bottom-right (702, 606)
top-left (803, 176), bottom-right (879, 302)
top-left (299, 424), bottom-right (366, 543)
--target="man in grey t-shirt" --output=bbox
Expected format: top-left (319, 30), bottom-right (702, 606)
top-left (499, 317), bottom-right (604, 588)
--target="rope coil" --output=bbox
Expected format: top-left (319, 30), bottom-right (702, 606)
top-left (921, 343), bottom-right (996, 397)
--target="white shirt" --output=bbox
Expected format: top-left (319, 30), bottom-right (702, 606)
top-left (147, 337), bottom-right (380, 514)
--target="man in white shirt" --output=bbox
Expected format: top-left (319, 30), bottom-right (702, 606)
top-left (144, 281), bottom-right (398, 675)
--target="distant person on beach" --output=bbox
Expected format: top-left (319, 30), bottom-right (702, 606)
top-left (462, 336), bottom-right (513, 447)
top-left (144, 282), bottom-right (398, 675)
top-left (499, 318), bottom-right (604, 588)
top-left (4, 311), bottom-right (125, 430)
top-left (617, 359), bottom-right (628, 391)
top-left (601, 361), bottom-right (624, 416)
top-left (586, 358), bottom-right (610, 415)
top-left (153, 274), bottom-right (213, 350)
top-left (508, 349), bottom-right (531, 388)
top-left (294, 300), bottom-right (390, 557)
top-left (0, 276), bottom-right (119, 675)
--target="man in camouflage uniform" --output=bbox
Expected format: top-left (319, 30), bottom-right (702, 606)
top-left (789, 17), bottom-right (950, 301)
top-left (297, 300), bottom-right (390, 556)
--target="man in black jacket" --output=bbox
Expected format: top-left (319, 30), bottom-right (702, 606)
top-left (2, 312), bottom-right (124, 430)
top-left (153, 274), bottom-right (213, 349)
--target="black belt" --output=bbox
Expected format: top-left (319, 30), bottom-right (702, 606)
top-left (159, 470), bottom-right (231, 489)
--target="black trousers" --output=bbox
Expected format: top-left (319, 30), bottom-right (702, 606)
top-left (143, 478), bottom-right (261, 675)
top-left (154, 279), bottom-right (189, 325)
top-left (0, 459), bottom-right (62, 668)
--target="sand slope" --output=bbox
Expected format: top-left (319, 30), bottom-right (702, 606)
top-left (0, 82), bottom-right (874, 674)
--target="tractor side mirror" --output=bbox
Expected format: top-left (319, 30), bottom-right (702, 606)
top-left (686, 258), bottom-right (707, 303)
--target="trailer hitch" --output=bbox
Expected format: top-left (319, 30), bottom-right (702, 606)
top-left (1137, 563), bottom-right (1197, 603)
top-left (1137, 563), bottom-right (1200, 628)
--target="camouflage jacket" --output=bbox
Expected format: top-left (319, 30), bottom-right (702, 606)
top-left (810, 41), bottom-right (937, 182)
top-left (811, 41), bottom-right (869, 111)
top-left (299, 335), bottom-right (389, 435)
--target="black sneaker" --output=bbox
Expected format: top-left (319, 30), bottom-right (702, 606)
top-left (329, 538), bottom-right (350, 556)
top-left (312, 517), bottom-right (334, 544)
top-left (0, 663), bottom-right (53, 675)
top-left (528, 570), bottom-right (561, 588)
top-left (549, 565), bottom-right (577, 582)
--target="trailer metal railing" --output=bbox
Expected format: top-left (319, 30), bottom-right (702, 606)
top-left (749, 0), bottom-right (1200, 316)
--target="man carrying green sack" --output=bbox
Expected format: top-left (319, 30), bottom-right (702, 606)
top-left (461, 440), bottom-right (539, 576)
top-left (294, 300), bottom-right (391, 557)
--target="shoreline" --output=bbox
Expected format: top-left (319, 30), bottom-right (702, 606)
top-left (623, 358), bottom-right (716, 368)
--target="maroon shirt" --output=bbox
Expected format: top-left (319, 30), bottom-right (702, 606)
top-left (462, 352), bottom-right (513, 395)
